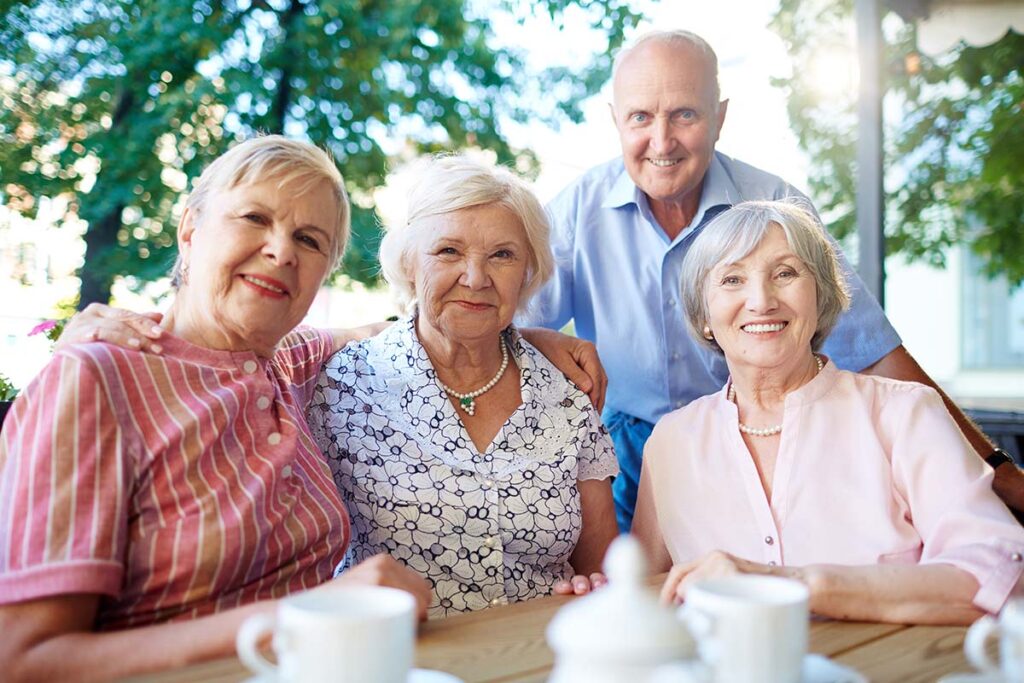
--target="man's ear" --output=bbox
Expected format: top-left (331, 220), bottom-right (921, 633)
top-left (715, 99), bottom-right (730, 141)
top-left (608, 102), bottom-right (619, 129)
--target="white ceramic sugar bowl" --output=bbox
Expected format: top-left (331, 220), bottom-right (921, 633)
top-left (546, 535), bottom-right (700, 683)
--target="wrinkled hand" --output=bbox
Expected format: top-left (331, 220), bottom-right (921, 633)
top-left (330, 554), bottom-right (431, 621)
top-left (661, 550), bottom-right (768, 605)
top-left (520, 328), bottom-right (608, 412)
top-left (55, 303), bottom-right (164, 354)
top-left (553, 572), bottom-right (608, 596)
top-left (993, 462), bottom-right (1024, 524)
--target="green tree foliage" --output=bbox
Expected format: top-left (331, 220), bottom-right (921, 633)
top-left (0, 0), bottom-right (641, 305)
top-left (771, 0), bottom-right (1024, 285)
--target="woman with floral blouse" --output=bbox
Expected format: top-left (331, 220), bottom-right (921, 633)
top-left (308, 155), bottom-right (619, 617)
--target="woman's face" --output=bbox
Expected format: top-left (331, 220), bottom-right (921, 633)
top-left (412, 203), bottom-right (530, 346)
top-left (705, 224), bottom-right (818, 373)
top-left (177, 177), bottom-right (338, 354)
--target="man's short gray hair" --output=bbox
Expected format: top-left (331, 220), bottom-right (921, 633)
top-left (171, 135), bottom-right (350, 287)
top-left (612, 30), bottom-right (721, 104)
top-left (680, 199), bottom-right (851, 354)
top-left (378, 155), bottom-right (554, 315)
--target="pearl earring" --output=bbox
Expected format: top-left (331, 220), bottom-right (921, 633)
top-left (703, 325), bottom-right (714, 341)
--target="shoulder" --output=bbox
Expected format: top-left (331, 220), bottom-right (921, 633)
top-left (831, 368), bottom-right (945, 420)
top-left (714, 152), bottom-right (807, 201)
top-left (546, 157), bottom-right (626, 216)
top-left (276, 326), bottom-right (332, 363)
top-left (648, 393), bottom-right (723, 449)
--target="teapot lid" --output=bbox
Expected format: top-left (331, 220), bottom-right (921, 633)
top-left (546, 535), bottom-right (695, 660)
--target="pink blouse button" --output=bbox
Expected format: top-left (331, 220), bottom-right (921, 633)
top-left (268, 433), bottom-right (282, 446)
top-left (764, 536), bottom-right (774, 545)
top-left (256, 396), bottom-right (272, 410)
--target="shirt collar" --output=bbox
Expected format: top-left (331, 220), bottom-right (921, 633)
top-left (599, 152), bottom-right (742, 225)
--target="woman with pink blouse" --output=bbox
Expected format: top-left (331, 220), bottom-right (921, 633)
top-left (632, 200), bottom-right (1024, 624)
top-left (0, 136), bottom-right (430, 681)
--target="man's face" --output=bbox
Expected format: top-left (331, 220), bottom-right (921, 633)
top-left (612, 41), bottom-right (727, 210)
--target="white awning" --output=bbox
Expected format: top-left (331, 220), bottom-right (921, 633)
top-left (915, 1), bottom-right (1024, 55)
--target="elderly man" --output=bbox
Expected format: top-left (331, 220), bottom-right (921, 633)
top-left (527, 29), bottom-right (1024, 531)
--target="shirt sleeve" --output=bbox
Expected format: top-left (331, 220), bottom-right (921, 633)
top-left (0, 352), bottom-right (131, 603)
top-left (275, 327), bottom-right (335, 407)
top-left (572, 389), bottom-right (619, 482)
top-left (769, 184), bottom-right (902, 372)
top-left (518, 187), bottom-right (578, 329)
top-left (889, 384), bottom-right (1024, 613)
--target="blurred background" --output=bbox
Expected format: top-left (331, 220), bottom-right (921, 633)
top-left (1, 0), bottom-right (1022, 409)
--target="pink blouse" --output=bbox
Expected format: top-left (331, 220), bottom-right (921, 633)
top-left (640, 358), bottom-right (1024, 613)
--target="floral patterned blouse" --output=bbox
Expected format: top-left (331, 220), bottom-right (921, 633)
top-left (307, 317), bottom-right (617, 617)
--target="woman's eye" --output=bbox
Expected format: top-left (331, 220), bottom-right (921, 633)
top-left (298, 234), bottom-right (322, 250)
top-left (776, 269), bottom-right (797, 280)
top-left (243, 213), bottom-right (267, 224)
top-left (721, 275), bottom-right (741, 286)
top-left (492, 249), bottom-right (513, 259)
top-left (437, 247), bottom-right (458, 256)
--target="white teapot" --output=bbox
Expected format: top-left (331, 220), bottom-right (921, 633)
top-left (546, 535), bottom-right (699, 683)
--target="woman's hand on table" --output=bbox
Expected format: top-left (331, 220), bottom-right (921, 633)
top-left (660, 550), bottom-right (784, 605)
top-left (56, 303), bottom-right (164, 354)
top-left (519, 327), bottom-right (607, 412)
top-left (553, 572), bottom-right (608, 596)
top-left (330, 554), bottom-right (432, 621)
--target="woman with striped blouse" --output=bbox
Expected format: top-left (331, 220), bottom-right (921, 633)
top-left (0, 136), bottom-right (429, 680)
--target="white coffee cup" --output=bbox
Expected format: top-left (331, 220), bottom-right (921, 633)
top-left (237, 586), bottom-right (416, 683)
top-left (965, 598), bottom-right (1024, 682)
top-left (680, 575), bottom-right (809, 683)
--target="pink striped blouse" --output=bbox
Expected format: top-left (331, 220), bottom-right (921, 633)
top-left (0, 328), bottom-right (349, 629)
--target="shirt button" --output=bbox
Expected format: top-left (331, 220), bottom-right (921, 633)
top-left (1012, 552), bottom-right (1023, 562)
top-left (666, 298), bottom-right (676, 307)
top-left (768, 561), bottom-right (777, 566)
top-left (484, 536), bottom-right (497, 548)
top-left (764, 536), bottom-right (774, 545)
top-left (481, 479), bottom-right (494, 490)
top-left (243, 360), bottom-right (258, 374)
top-left (671, 352), bottom-right (680, 360)
top-left (268, 432), bottom-right (282, 446)
top-left (256, 396), bottom-right (272, 410)
top-left (281, 465), bottom-right (293, 478)
top-left (489, 597), bottom-right (503, 606)
top-left (675, 401), bottom-right (684, 409)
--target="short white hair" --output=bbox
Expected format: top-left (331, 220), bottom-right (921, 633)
top-left (611, 30), bottom-right (721, 105)
top-left (378, 155), bottom-right (554, 315)
top-left (680, 199), bottom-right (851, 354)
top-left (173, 135), bottom-right (349, 286)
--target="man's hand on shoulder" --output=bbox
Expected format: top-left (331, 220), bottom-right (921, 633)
top-left (520, 327), bottom-right (607, 412)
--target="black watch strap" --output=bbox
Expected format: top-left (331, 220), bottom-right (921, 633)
top-left (985, 448), bottom-right (1014, 470)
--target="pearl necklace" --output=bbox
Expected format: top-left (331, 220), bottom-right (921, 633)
top-left (438, 340), bottom-right (509, 416)
top-left (729, 354), bottom-right (824, 437)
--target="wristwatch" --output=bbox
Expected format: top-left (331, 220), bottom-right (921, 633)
top-left (985, 448), bottom-right (1015, 470)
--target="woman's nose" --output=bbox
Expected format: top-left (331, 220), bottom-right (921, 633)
top-left (745, 278), bottom-right (777, 312)
top-left (461, 258), bottom-right (491, 289)
top-left (263, 230), bottom-right (297, 266)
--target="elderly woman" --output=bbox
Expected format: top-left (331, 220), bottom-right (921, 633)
top-left (633, 200), bottom-right (1024, 624)
top-left (0, 136), bottom-right (429, 680)
top-left (308, 155), bottom-right (619, 617)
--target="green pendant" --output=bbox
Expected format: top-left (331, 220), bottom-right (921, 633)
top-left (460, 397), bottom-right (473, 408)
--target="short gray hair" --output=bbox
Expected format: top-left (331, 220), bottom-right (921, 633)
top-left (172, 135), bottom-right (350, 286)
top-left (612, 30), bottom-right (721, 105)
top-left (378, 154), bottom-right (554, 315)
top-left (680, 199), bottom-right (851, 354)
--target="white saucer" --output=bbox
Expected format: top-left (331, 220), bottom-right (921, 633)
top-left (803, 654), bottom-right (868, 683)
top-left (409, 669), bottom-right (465, 683)
top-left (244, 669), bottom-right (464, 683)
top-left (938, 673), bottom-right (1006, 683)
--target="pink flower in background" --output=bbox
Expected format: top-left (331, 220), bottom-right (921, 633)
top-left (28, 320), bottom-right (59, 337)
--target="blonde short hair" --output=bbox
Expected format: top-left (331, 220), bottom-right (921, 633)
top-left (680, 199), bottom-right (851, 354)
top-left (173, 135), bottom-right (350, 285)
top-left (378, 155), bottom-right (554, 315)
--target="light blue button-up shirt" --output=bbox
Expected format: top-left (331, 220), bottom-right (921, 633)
top-left (524, 152), bottom-right (902, 425)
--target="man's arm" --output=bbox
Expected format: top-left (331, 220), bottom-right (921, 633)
top-left (862, 344), bottom-right (1024, 514)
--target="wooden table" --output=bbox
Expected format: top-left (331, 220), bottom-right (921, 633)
top-left (127, 590), bottom-right (977, 683)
